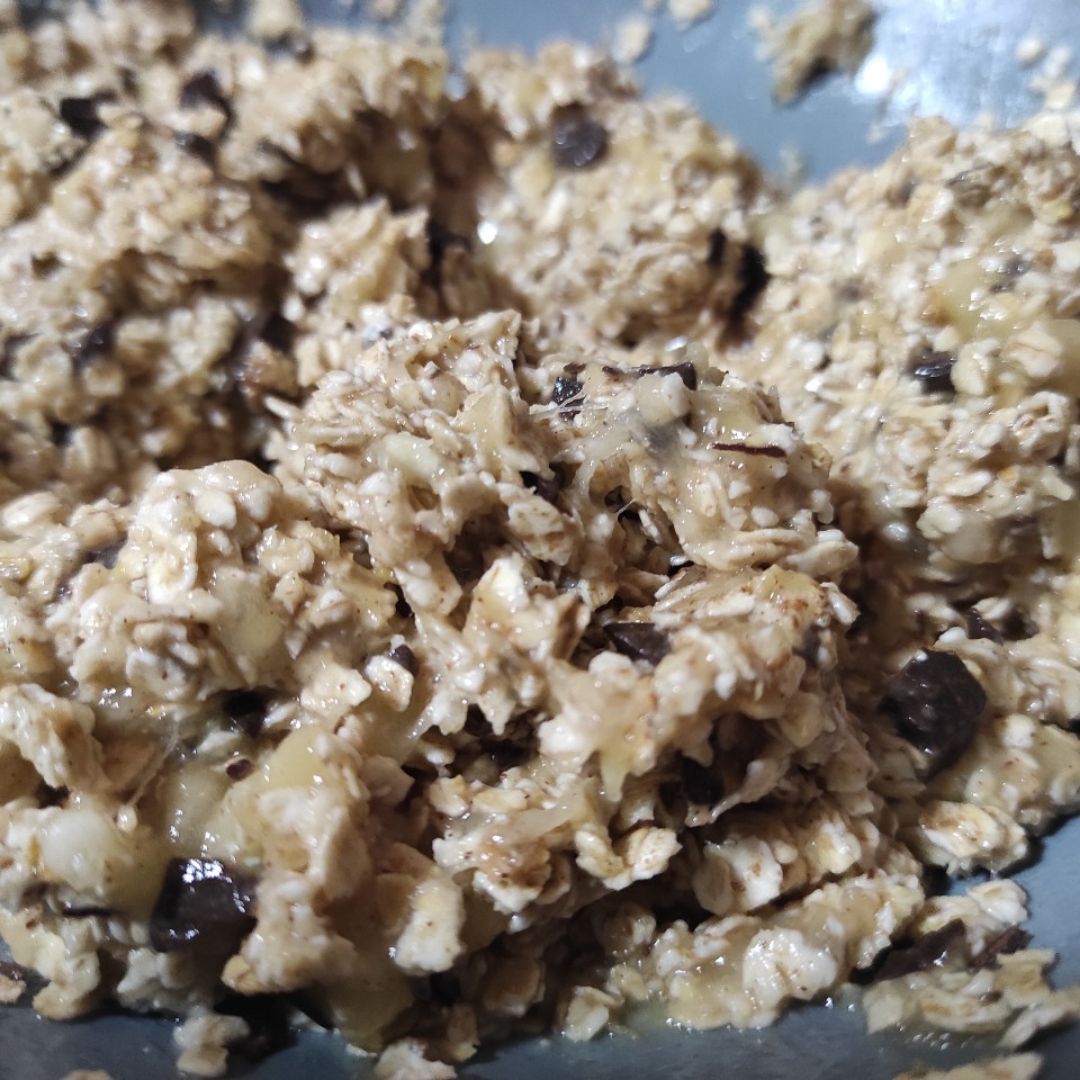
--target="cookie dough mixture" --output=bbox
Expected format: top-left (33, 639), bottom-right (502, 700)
top-left (0, 1), bottom-right (1079, 1076)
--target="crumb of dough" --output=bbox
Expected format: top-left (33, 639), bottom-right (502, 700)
top-left (751, 0), bottom-right (876, 104)
top-left (248, 0), bottom-right (304, 41)
top-left (0, 961), bottom-right (26, 1004)
top-left (1029, 44), bottom-right (1077, 111)
top-left (668, 0), bottom-right (715, 29)
top-left (3, 2), bottom-right (1080, 1079)
top-left (1016, 36), bottom-right (1047, 68)
top-left (612, 14), bottom-right (654, 65)
top-left (62, 1073), bottom-right (115, 1080)
top-left (375, 1039), bottom-right (458, 1079)
top-left (893, 1053), bottom-right (1043, 1080)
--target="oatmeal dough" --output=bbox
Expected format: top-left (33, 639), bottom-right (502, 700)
top-left (0, 1), bottom-right (1079, 1078)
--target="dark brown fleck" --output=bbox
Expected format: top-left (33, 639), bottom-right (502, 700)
top-left (1002, 609), bottom-right (1038, 641)
top-left (873, 920), bottom-right (968, 982)
top-left (149, 857), bottom-right (256, 952)
top-left (604, 621), bottom-right (671, 666)
top-left (633, 361), bottom-right (698, 390)
top-left (1, 333), bottom-right (32, 377)
top-left (225, 757), bottom-right (254, 781)
top-left (49, 420), bottom-right (72, 447)
top-left (910, 348), bottom-right (957, 394)
top-left (880, 650), bottom-right (986, 774)
top-left (551, 105), bottom-right (608, 169)
top-left (521, 470), bottom-right (560, 506)
top-left (220, 688), bottom-right (269, 739)
top-left (60, 902), bottom-right (113, 918)
top-left (966, 608), bottom-right (1004, 645)
top-left (389, 583), bottom-right (413, 619)
top-left (179, 70), bottom-right (234, 129)
top-left (388, 643), bottom-right (419, 676)
top-left (710, 441), bottom-right (786, 458)
top-left (730, 244), bottom-right (769, 321)
top-left (552, 376), bottom-right (584, 405)
top-left (679, 755), bottom-right (725, 806)
top-left (86, 537), bottom-right (125, 569)
top-left (972, 926), bottom-right (1032, 969)
top-left (173, 130), bottom-right (216, 164)
top-left (72, 321), bottom-right (116, 370)
top-left (706, 228), bottom-right (727, 268)
top-left (58, 94), bottom-right (114, 140)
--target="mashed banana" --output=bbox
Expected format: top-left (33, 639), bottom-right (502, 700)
top-left (0, 2), bottom-right (1079, 1077)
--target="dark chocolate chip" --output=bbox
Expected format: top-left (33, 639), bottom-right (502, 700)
top-left (388, 643), bottom-right (418, 676)
top-left (257, 312), bottom-right (297, 353)
top-left (173, 130), bottom-right (216, 164)
top-left (972, 926), bottom-right (1032, 969)
top-left (551, 106), bottom-right (608, 169)
top-left (911, 348), bottom-right (957, 394)
top-left (880, 650), bottom-right (986, 774)
top-left (710, 441), bottom-right (786, 458)
top-left (632, 361), bottom-right (698, 390)
top-left (225, 757), bottom-right (254, 781)
top-left (552, 376), bottom-right (584, 405)
top-left (58, 94), bottom-right (113, 139)
top-left (679, 756), bottom-right (725, 806)
top-left (220, 689), bottom-right (269, 739)
top-left (604, 621), bottom-right (671, 665)
top-left (521, 470), bottom-right (560, 506)
top-left (706, 228), bottom-right (727, 268)
top-left (1002, 609), bottom-right (1038, 641)
top-left (966, 608), bottom-right (1004, 645)
top-left (86, 538), bottom-right (125, 569)
top-left (730, 244), bottom-right (769, 321)
top-left (72, 321), bottom-right (116, 370)
top-left (149, 857), bottom-right (256, 952)
top-left (873, 920), bottom-right (967, 982)
top-left (179, 70), bottom-right (233, 127)
top-left (389, 583), bottom-right (413, 619)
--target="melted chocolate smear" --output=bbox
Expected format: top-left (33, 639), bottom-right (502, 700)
top-left (911, 348), bottom-right (957, 394)
top-left (552, 375), bottom-right (584, 405)
top-left (863, 920), bottom-right (968, 983)
top-left (730, 245), bottom-right (769, 322)
top-left (388, 643), bottom-right (419, 676)
top-left (72, 321), bottom-right (116, 370)
top-left (706, 228), bottom-right (727, 268)
top-left (679, 756), bottom-right (725, 806)
top-left (521, 470), bottom-right (561, 506)
top-left (149, 858), bottom-right (256, 953)
top-left (220, 688), bottom-right (269, 739)
top-left (880, 650), bottom-right (986, 775)
top-left (551, 106), bottom-right (608, 169)
top-left (604, 621), bottom-right (671, 666)
top-left (966, 608), bottom-right (1004, 645)
top-left (173, 130), bottom-right (216, 165)
top-left (632, 361), bottom-right (698, 390)
top-left (59, 94), bottom-right (114, 140)
top-left (972, 926), bottom-right (1032, 969)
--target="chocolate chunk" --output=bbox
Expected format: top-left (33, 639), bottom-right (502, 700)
top-left (388, 583), bottom-right (413, 619)
top-left (873, 920), bottom-right (967, 981)
top-left (257, 312), bottom-right (297, 353)
top-left (604, 621), bottom-right (671, 665)
top-left (966, 608), bottom-right (1004, 645)
top-left (220, 689), bottom-right (269, 738)
top-left (225, 757), bottom-right (254, 781)
top-left (149, 857), bottom-right (256, 952)
top-left (710, 441), bottom-right (786, 458)
top-left (179, 70), bottom-right (234, 127)
top-left (86, 538), bottom-right (125, 569)
top-left (972, 926), bottom-right (1032, 969)
top-left (1002, 609), bottom-right (1038, 641)
top-left (388, 643), bottom-right (418, 676)
top-left (521, 470), bottom-right (560, 506)
top-left (730, 244), bottom-right (769, 321)
top-left (632, 361), bottom-right (698, 390)
top-left (679, 756), bottom-right (725, 806)
top-left (706, 228), bottom-right (727, 268)
top-left (72, 321), bottom-right (115, 370)
top-left (58, 94), bottom-right (113, 140)
top-left (880, 650), bottom-right (986, 774)
top-left (551, 106), bottom-right (608, 169)
top-left (173, 130), bottom-right (216, 164)
top-left (552, 376), bottom-right (584, 405)
top-left (911, 348), bottom-right (956, 394)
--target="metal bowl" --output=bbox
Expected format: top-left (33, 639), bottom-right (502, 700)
top-left (4, 1), bottom-right (1079, 1076)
